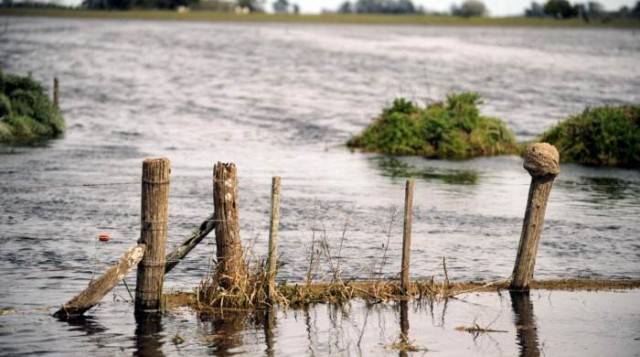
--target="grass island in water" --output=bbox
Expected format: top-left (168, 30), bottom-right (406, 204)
top-left (0, 70), bottom-right (64, 143)
top-left (347, 92), bottom-right (518, 160)
top-left (540, 105), bottom-right (640, 169)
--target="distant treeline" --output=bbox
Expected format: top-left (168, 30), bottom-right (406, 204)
top-left (336, 0), bottom-right (640, 18)
top-left (525, 0), bottom-right (640, 20)
top-left (337, 0), bottom-right (424, 15)
top-left (81, 0), bottom-right (195, 10)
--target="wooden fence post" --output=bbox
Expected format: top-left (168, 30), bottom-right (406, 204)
top-left (135, 158), bottom-right (170, 314)
top-left (401, 180), bottom-right (414, 293)
top-left (510, 143), bottom-right (559, 291)
top-left (213, 162), bottom-right (247, 289)
top-left (266, 176), bottom-right (281, 302)
top-left (53, 77), bottom-right (59, 108)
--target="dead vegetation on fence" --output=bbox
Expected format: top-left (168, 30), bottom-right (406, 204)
top-left (165, 278), bottom-right (640, 313)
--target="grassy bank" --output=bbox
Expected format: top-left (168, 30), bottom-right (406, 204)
top-left (2, 8), bottom-right (640, 28)
top-left (0, 70), bottom-right (64, 143)
top-left (347, 93), bottom-right (518, 160)
top-left (540, 105), bottom-right (640, 168)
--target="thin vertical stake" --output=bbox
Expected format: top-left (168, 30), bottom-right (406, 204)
top-left (401, 180), bottom-right (414, 293)
top-left (53, 77), bottom-right (59, 108)
top-left (266, 176), bottom-right (281, 302)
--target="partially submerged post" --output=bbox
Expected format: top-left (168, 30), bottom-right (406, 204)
top-left (135, 158), bottom-right (171, 314)
top-left (53, 77), bottom-right (59, 108)
top-left (213, 162), bottom-right (247, 289)
top-left (510, 143), bottom-right (559, 291)
top-left (401, 180), bottom-right (415, 293)
top-left (266, 176), bottom-right (281, 302)
top-left (54, 244), bottom-right (146, 319)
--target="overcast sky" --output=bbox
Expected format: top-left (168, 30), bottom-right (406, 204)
top-left (274, 0), bottom-right (636, 16)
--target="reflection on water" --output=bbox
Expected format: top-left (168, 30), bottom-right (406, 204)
top-left (200, 309), bottom-right (248, 355)
top-left (510, 292), bottom-right (540, 357)
top-left (398, 300), bottom-right (411, 357)
top-left (582, 177), bottom-right (639, 201)
top-left (374, 156), bottom-right (479, 185)
top-left (92, 290), bottom-right (637, 356)
top-left (135, 313), bottom-right (165, 357)
top-left (262, 310), bottom-right (276, 357)
top-left (64, 315), bottom-right (108, 336)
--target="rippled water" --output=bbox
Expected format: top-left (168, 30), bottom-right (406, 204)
top-left (1, 16), bottom-right (639, 355)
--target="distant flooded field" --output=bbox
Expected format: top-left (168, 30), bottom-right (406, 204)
top-left (0, 17), bottom-right (639, 355)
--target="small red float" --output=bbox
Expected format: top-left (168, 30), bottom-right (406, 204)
top-left (98, 234), bottom-right (111, 242)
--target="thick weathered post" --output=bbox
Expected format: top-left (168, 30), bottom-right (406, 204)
top-left (54, 244), bottom-right (146, 319)
top-left (213, 162), bottom-right (247, 289)
top-left (135, 158), bottom-right (170, 314)
top-left (266, 176), bottom-right (281, 302)
top-left (53, 77), bottom-right (59, 108)
top-left (401, 180), bottom-right (414, 293)
top-left (511, 143), bottom-right (559, 291)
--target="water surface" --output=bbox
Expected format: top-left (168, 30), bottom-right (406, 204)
top-left (0, 17), bottom-right (639, 355)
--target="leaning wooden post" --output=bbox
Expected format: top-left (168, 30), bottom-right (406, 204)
top-left (135, 158), bottom-right (171, 314)
top-left (53, 77), bottom-right (59, 108)
top-left (54, 244), bottom-right (146, 319)
top-left (510, 143), bottom-right (559, 291)
top-left (401, 180), bottom-right (414, 293)
top-left (266, 176), bottom-right (281, 302)
top-left (213, 162), bottom-right (247, 289)
top-left (164, 213), bottom-right (216, 274)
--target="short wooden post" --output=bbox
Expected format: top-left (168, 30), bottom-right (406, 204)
top-left (510, 143), bottom-right (559, 291)
top-left (266, 176), bottom-right (281, 302)
top-left (401, 180), bottom-right (414, 293)
top-left (53, 77), bottom-right (59, 108)
top-left (213, 162), bottom-right (247, 289)
top-left (135, 158), bottom-right (171, 314)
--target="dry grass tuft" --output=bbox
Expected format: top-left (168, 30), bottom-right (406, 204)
top-left (385, 334), bottom-right (427, 352)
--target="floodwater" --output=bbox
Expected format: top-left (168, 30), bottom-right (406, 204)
top-left (0, 17), bottom-right (639, 355)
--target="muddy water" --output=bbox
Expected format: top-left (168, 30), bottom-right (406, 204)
top-left (0, 17), bottom-right (639, 355)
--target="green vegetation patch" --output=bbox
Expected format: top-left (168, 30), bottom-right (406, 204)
top-left (539, 105), bottom-right (640, 168)
top-left (0, 69), bottom-right (64, 143)
top-left (347, 92), bottom-right (518, 160)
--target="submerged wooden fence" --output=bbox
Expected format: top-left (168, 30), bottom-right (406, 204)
top-left (54, 143), bottom-right (559, 319)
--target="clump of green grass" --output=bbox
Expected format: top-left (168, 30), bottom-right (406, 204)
top-left (0, 69), bottom-right (64, 143)
top-left (347, 92), bottom-right (518, 160)
top-left (539, 105), bottom-right (639, 168)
